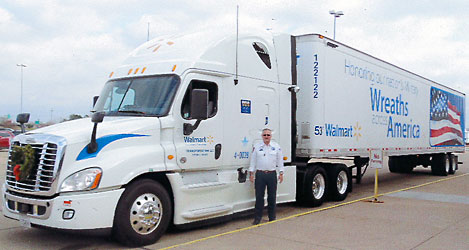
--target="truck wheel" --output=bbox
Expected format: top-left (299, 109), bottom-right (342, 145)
top-left (303, 165), bottom-right (328, 207)
top-left (112, 179), bottom-right (172, 247)
top-left (431, 154), bottom-right (449, 176)
top-left (327, 164), bottom-right (350, 201)
top-left (449, 154), bottom-right (457, 175)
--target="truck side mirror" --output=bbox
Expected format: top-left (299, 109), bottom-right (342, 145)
top-left (91, 111), bottom-right (105, 123)
top-left (88, 112), bottom-right (105, 154)
top-left (17, 113), bottom-right (30, 124)
top-left (93, 96), bottom-right (99, 108)
top-left (190, 89), bottom-right (209, 120)
top-left (183, 89), bottom-right (209, 135)
top-left (17, 113), bottom-right (30, 133)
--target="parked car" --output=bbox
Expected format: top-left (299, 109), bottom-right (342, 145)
top-left (0, 131), bottom-right (15, 149)
top-left (0, 128), bottom-right (21, 136)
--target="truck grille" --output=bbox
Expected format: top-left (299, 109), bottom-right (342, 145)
top-left (6, 142), bottom-right (58, 192)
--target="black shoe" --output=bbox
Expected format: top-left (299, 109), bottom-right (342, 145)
top-left (269, 218), bottom-right (276, 222)
top-left (252, 219), bottom-right (261, 225)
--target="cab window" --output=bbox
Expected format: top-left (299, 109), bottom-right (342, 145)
top-left (181, 80), bottom-right (218, 119)
top-left (253, 42), bottom-right (271, 69)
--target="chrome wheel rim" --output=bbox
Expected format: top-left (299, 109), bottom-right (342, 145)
top-left (337, 170), bottom-right (348, 195)
top-left (130, 193), bottom-right (162, 235)
top-left (312, 173), bottom-right (326, 199)
top-left (452, 157), bottom-right (457, 171)
top-left (445, 156), bottom-right (450, 173)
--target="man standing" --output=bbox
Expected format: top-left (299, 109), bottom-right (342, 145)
top-left (249, 128), bottom-right (284, 225)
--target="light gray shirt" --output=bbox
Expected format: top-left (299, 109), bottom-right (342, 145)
top-left (249, 141), bottom-right (284, 173)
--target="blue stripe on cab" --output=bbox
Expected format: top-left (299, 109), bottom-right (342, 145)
top-left (76, 134), bottom-right (148, 161)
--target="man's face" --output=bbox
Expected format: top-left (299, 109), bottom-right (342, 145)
top-left (262, 130), bottom-right (272, 144)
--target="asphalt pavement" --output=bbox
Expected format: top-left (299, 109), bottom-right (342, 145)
top-left (164, 173), bottom-right (469, 250)
top-left (1, 149), bottom-right (468, 250)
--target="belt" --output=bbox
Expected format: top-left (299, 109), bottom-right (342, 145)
top-left (257, 170), bottom-right (276, 173)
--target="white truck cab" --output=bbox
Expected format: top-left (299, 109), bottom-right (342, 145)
top-left (3, 29), bottom-right (297, 246)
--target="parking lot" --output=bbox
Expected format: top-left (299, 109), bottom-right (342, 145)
top-left (1, 149), bottom-right (468, 249)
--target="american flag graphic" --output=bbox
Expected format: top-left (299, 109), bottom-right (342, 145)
top-left (430, 87), bottom-right (465, 146)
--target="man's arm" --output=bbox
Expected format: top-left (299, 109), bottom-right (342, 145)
top-left (249, 145), bottom-right (257, 182)
top-left (277, 147), bottom-right (284, 183)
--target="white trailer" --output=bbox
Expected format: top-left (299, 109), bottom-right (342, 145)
top-left (295, 34), bottom-right (465, 180)
top-left (2, 30), bottom-right (465, 246)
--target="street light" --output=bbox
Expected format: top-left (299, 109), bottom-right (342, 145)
top-left (329, 10), bottom-right (344, 40)
top-left (16, 63), bottom-right (27, 113)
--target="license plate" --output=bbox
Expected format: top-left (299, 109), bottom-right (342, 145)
top-left (19, 214), bottom-right (31, 228)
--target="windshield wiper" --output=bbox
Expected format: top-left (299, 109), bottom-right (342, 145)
top-left (117, 110), bottom-right (146, 115)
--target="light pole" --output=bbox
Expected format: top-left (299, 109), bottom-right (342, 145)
top-left (329, 10), bottom-right (344, 40)
top-left (16, 63), bottom-right (27, 113)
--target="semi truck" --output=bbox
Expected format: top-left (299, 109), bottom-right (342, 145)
top-left (2, 29), bottom-right (465, 246)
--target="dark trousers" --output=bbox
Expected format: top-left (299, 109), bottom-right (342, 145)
top-left (254, 171), bottom-right (277, 221)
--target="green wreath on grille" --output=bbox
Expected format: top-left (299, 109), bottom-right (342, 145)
top-left (10, 145), bottom-right (36, 181)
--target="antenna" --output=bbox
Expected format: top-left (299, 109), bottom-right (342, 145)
top-left (147, 22), bottom-right (150, 41)
top-left (234, 5), bottom-right (239, 85)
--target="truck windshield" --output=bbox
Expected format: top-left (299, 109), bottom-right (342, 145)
top-left (93, 75), bottom-right (180, 116)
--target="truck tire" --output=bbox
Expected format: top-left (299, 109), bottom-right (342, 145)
top-left (302, 165), bottom-right (328, 207)
top-left (431, 154), bottom-right (449, 176)
top-left (112, 179), bottom-right (172, 247)
top-left (327, 164), bottom-right (350, 201)
top-left (449, 154), bottom-right (457, 175)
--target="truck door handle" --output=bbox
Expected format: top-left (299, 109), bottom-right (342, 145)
top-left (215, 144), bottom-right (222, 159)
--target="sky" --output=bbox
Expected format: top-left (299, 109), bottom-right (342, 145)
top-left (1, 0), bottom-right (469, 124)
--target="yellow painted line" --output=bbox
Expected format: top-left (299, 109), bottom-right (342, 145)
top-left (158, 173), bottom-right (469, 250)
top-left (378, 173), bottom-right (469, 197)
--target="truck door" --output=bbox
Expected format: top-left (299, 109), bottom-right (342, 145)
top-left (222, 77), bottom-right (280, 168)
top-left (176, 73), bottom-right (223, 169)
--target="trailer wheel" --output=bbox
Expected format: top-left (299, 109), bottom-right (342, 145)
top-left (327, 164), bottom-right (350, 201)
top-left (431, 154), bottom-right (449, 176)
top-left (303, 165), bottom-right (328, 207)
top-left (449, 154), bottom-right (457, 175)
top-left (112, 179), bottom-right (172, 247)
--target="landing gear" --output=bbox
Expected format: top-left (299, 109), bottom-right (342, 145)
top-left (389, 156), bottom-right (414, 173)
top-left (352, 157), bottom-right (369, 184)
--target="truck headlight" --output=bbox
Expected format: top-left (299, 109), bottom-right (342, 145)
top-left (60, 168), bottom-right (103, 192)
